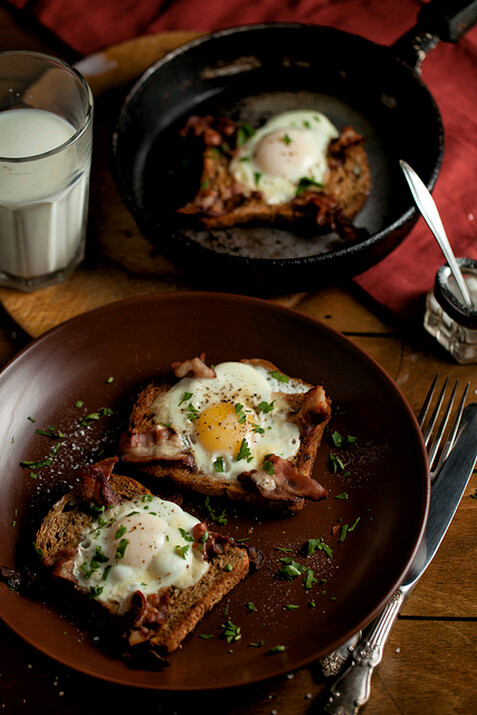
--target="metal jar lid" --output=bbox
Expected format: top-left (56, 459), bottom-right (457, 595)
top-left (434, 257), bottom-right (477, 329)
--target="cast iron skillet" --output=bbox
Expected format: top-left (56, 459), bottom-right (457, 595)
top-left (111, 0), bottom-right (477, 293)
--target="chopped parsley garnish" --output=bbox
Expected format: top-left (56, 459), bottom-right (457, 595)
top-left (186, 403), bottom-right (200, 421)
top-left (278, 557), bottom-right (305, 580)
top-left (89, 586), bottom-right (104, 599)
top-left (204, 496), bottom-right (228, 525)
top-left (81, 546), bottom-right (109, 579)
top-left (115, 538), bottom-right (129, 562)
top-left (115, 524), bottom-right (127, 539)
top-left (285, 603), bottom-right (299, 610)
top-left (252, 423), bottom-right (265, 434)
top-left (249, 640), bottom-right (264, 648)
top-left (179, 391), bottom-right (193, 406)
top-left (179, 528), bottom-right (194, 542)
top-left (339, 524), bottom-right (348, 542)
top-left (106, 376), bottom-right (114, 383)
top-left (269, 645), bottom-right (285, 654)
top-left (35, 426), bottom-right (65, 438)
top-left (329, 452), bottom-right (346, 473)
top-left (199, 633), bottom-right (214, 640)
top-left (335, 492), bottom-right (349, 500)
top-left (257, 400), bottom-right (274, 414)
top-left (331, 431), bottom-right (357, 448)
top-left (247, 601), bottom-right (257, 612)
top-left (254, 171), bottom-right (262, 186)
top-left (295, 177), bottom-right (324, 196)
top-left (175, 544), bottom-right (190, 559)
top-left (237, 123), bottom-right (255, 147)
top-left (235, 438), bottom-right (252, 462)
top-left (221, 620), bottom-right (241, 643)
top-left (102, 565), bottom-right (112, 581)
top-left (281, 133), bottom-right (292, 145)
top-left (213, 456), bottom-right (225, 473)
top-left (199, 530), bottom-right (209, 544)
top-left (339, 517), bottom-right (361, 542)
top-left (74, 400), bottom-right (84, 408)
top-left (268, 370), bottom-right (289, 383)
top-left (235, 403), bottom-right (247, 424)
top-left (20, 458), bottom-right (52, 470)
top-left (142, 494), bottom-right (154, 503)
top-left (306, 537), bottom-right (333, 559)
top-left (262, 456), bottom-right (275, 475)
top-left (304, 569), bottom-right (317, 590)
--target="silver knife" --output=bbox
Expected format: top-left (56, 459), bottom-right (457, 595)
top-left (323, 402), bottom-right (477, 715)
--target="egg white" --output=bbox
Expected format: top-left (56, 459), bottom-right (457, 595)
top-left (72, 495), bottom-right (210, 614)
top-left (229, 110), bottom-right (339, 205)
top-left (151, 361), bottom-right (310, 482)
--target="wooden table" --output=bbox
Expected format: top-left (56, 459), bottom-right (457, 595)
top-left (0, 5), bottom-right (475, 713)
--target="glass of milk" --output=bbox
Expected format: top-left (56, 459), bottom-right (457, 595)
top-left (0, 51), bottom-right (93, 291)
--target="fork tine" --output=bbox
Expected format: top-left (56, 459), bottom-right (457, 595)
top-left (422, 376), bottom-right (448, 447)
top-left (417, 373), bottom-right (439, 429)
top-left (430, 381), bottom-right (470, 475)
top-left (427, 379), bottom-right (458, 469)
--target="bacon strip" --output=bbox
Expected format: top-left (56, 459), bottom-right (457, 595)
top-left (119, 426), bottom-right (194, 466)
top-left (128, 590), bottom-right (170, 646)
top-left (239, 454), bottom-right (327, 503)
top-left (171, 353), bottom-right (216, 379)
top-left (291, 385), bottom-right (332, 436)
top-left (191, 522), bottom-right (235, 560)
top-left (75, 457), bottom-right (122, 509)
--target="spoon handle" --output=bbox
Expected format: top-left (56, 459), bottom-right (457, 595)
top-left (399, 159), bottom-right (473, 308)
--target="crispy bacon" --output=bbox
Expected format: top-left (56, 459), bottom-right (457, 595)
top-left (239, 454), bottom-right (327, 503)
top-left (171, 353), bottom-right (216, 379)
top-left (119, 426), bottom-right (194, 466)
top-left (191, 522), bottom-right (235, 560)
top-left (128, 590), bottom-right (170, 646)
top-left (44, 547), bottom-right (77, 580)
top-left (292, 385), bottom-right (332, 438)
top-left (328, 125), bottom-right (364, 165)
top-left (180, 115), bottom-right (236, 146)
top-left (75, 457), bottom-right (122, 509)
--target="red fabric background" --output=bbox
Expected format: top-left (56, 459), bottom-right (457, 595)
top-left (5, 0), bottom-right (477, 319)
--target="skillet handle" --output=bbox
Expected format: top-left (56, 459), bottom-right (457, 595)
top-left (392, 0), bottom-right (477, 73)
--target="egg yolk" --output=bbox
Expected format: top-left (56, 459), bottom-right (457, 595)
top-left (194, 402), bottom-right (250, 457)
top-left (252, 128), bottom-right (318, 182)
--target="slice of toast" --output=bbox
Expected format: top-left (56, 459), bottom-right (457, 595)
top-left (36, 457), bottom-right (251, 656)
top-left (119, 357), bottom-right (331, 513)
top-left (176, 116), bottom-right (370, 240)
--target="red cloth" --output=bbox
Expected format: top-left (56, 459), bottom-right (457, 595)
top-left (6, 0), bottom-right (477, 319)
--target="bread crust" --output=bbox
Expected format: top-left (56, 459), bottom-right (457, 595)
top-left (36, 462), bottom-right (250, 655)
top-left (119, 358), bottom-right (331, 513)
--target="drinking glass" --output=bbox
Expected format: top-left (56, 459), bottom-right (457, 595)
top-left (0, 51), bottom-right (93, 291)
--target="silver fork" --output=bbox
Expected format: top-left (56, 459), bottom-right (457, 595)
top-left (318, 375), bottom-right (470, 680)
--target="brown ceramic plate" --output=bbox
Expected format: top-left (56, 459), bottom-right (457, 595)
top-left (0, 292), bottom-right (429, 690)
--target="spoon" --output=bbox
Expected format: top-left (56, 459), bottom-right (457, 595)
top-left (399, 159), bottom-right (473, 308)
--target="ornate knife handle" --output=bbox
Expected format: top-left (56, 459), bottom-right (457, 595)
top-left (324, 588), bottom-right (406, 714)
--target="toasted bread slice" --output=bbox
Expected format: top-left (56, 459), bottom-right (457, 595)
top-left (36, 457), bottom-right (251, 655)
top-left (119, 357), bottom-right (331, 513)
top-left (176, 116), bottom-right (370, 239)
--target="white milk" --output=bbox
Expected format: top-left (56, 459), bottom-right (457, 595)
top-left (0, 108), bottom-right (90, 279)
